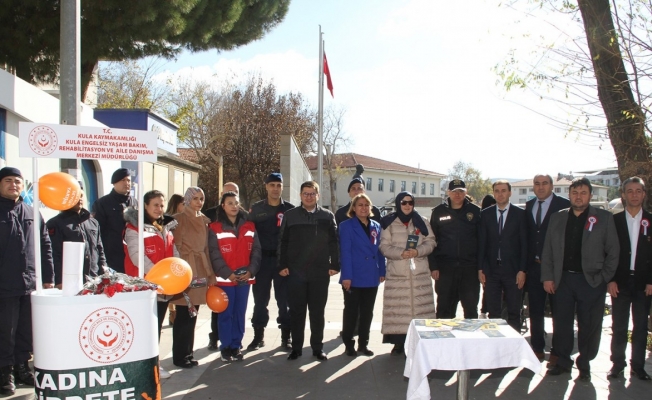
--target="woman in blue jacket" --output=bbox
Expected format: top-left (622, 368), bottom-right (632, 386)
top-left (339, 193), bottom-right (386, 356)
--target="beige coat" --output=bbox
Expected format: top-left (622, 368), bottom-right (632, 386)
top-left (380, 216), bottom-right (437, 335)
top-left (171, 207), bottom-right (215, 306)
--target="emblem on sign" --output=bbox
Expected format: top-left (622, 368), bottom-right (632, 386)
top-left (28, 125), bottom-right (58, 156)
top-left (79, 307), bottom-right (134, 363)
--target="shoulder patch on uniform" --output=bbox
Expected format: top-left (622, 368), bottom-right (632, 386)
top-left (466, 213), bottom-right (474, 221)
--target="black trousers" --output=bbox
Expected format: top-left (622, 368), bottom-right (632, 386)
top-left (287, 275), bottom-right (329, 353)
top-left (526, 263), bottom-right (549, 353)
top-left (551, 272), bottom-right (606, 371)
top-left (172, 305), bottom-right (200, 364)
top-left (610, 275), bottom-right (652, 370)
top-left (435, 265), bottom-right (479, 319)
top-left (342, 286), bottom-right (378, 349)
top-left (210, 311), bottom-right (219, 339)
top-left (0, 295), bottom-right (32, 368)
top-left (156, 300), bottom-right (169, 342)
top-left (485, 267), bottom-right (523, 332)
top-left (251, 254), bottom-right (291, 329)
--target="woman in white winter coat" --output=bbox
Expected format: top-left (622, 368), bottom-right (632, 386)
top-left (379, 191), bottom-right (436, 355)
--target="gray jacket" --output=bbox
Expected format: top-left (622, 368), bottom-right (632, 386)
top-left (541, 206), bottom-right (619, 288)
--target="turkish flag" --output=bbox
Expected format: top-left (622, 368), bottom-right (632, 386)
top-left (323, 52), bottom-right (334, 97)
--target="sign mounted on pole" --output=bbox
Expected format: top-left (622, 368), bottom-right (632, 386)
top-left (19, 122), bottom-right (158, 162)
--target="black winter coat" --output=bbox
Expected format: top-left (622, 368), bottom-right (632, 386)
top-left (91, 189), bottom-right (137, 273)
top-left (428, 198), bottom-right (481, 270)
top-left (47, 208), bottom-right (106, 284)
top-left (0, 196), bottom-right (54, 297)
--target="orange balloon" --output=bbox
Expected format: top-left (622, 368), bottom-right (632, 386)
top-left (38, 172), bottom-right (82, 211)
top-left (206, 286), bottom-right (229, 313)
top-left (146, 257), bottom-right (193, 295)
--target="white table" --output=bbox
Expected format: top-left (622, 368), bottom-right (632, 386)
top-left (404, 319), bottom-right (542, 400)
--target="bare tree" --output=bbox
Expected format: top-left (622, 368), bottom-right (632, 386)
top-left (320, 106), bottom-right (353, 211)
top-left (494, 0), bottom-right (652, 207)
top-left (96, 59), bottom-right (170, 111)
top-left (447, 161), bottom-right (493, 203)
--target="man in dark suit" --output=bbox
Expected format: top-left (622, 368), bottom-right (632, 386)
top-left (525, 174), bottom-right (570, 361)
top-left (542, 177), bottom-right (619, 381)
top-left (608, 176), bottom-right (652, 380)
top-left (478, 180), bottom-right (528, 332)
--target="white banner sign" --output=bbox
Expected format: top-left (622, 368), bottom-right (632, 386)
top-left (19, 122), bottom-right (158, 162)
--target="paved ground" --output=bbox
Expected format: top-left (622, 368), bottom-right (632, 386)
top-left (9, 276), bottom-right (652, 399)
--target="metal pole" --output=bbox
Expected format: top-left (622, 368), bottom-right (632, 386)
top-left (33, 158), bottom-right (42, 294)
top-left (457, 370), bottom-right (470, 400)
top-left (60, 0), bottom-right (81, 177)
top-left (317, 26), bottom-right (324, 205)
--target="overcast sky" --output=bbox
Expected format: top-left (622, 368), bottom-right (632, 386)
top-left (154, 0), bottom-right (617, 180)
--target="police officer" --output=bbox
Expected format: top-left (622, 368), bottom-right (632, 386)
top-left (429, 179), bottom-right (481, 319)
top-left (47, 192), bottom-right (106, 286)
top-left (0, 167), bottom-right (54, 395)
top-left (91, 168), bottom-right (137, 273)
top-left (335, 177), bottom-right (381, 225)
top-left (247, 173), bottom-right (295, 350)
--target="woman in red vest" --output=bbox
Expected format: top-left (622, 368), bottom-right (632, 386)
top-left (124, 190), bottom-right (179, 379)
top-left (208, 191), bottom-right (261, 362)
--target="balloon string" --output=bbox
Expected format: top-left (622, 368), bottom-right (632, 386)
top-left (182, 292), bottom-right (198, 318)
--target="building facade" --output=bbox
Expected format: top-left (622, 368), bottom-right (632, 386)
top-left (305, 153), bottom-right (445, 216)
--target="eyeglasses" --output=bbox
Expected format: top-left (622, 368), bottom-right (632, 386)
top-left (301, 193), bottom-right (317, 198)
top-left (400, 200), bottom-right (414, 206)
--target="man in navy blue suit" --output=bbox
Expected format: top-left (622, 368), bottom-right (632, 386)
top-left (478, 180), bottom-right (528, 332)
top-left (525, 174), bottom-right (570, 362)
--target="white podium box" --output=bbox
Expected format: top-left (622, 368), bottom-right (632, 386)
top-left (31, 289), bottom-right (160, 399)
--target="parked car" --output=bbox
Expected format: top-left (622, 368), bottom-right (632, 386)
top-left (608, 198), bottom-right (623, 214)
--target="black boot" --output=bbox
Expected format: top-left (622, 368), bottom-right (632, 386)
top-left (13, 362), bottom-right (34, 386)
top-left (281, 328), bottom-right (292, 350)
top-left (247, 327), bottom-right (265, 350)
top-left (1, 365), bottom-right (15, 395)
top-left (207, 332), bottom-right (218, 351)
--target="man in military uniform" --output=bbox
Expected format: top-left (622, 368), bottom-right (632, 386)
top-left (335, 177), bottom-right (381, 225)
top-left (247, 173), bottom-right (295, 350)
top-left (91, 168), bottom-right (137, 273)
top-left (429, 180), bottom-right (481, 319)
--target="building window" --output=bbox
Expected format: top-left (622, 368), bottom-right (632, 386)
top-left (564, 187), bottom-right (569, 193)
top-left (421, 183), bottom-right (426, 195)
top-left (430, 183), bottom-right (435, 195)
top-left (519, 189), bottom-right (527, 195)
top-left (389, 180), bottom-right (395, 192)
top-left (366, 177), bottom-right (372, 191)
top-left (401, 181), bottom-right (406, 191)
top-left (529, 188), bottom-right (534, 192)
top-left (378, 178), bottom-right (384, 192)
top-left (555, 187), bottom-right (561, 193)
top-left (411, 182), bottom-right (417, 193)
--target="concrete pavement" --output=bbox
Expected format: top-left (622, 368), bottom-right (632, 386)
top-left (9, 276), bottom-right (652, 399)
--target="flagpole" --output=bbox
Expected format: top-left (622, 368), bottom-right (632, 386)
top-left (317, 26), bottom-right (324, 206)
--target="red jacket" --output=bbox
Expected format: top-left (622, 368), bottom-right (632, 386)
top-left (209, 220), bottom-right (256, 286)
top-left (123, 223), bottom-right (175, 277)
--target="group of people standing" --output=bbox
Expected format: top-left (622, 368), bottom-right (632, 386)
top-left (430, 174), bottom-right (650, 382)
top-left (1, 163), bottom-right (650, 396)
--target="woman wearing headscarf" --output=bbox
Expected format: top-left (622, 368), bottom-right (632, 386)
top-left (208, 191), bottom-right (261, 362)
top-left (171, 187), bottom-right (216, 368)
top-left (379, 191), bottom-right (437, 355)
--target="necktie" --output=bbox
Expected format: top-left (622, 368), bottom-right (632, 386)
top-left (536, 200), bottom-right (544, 228)
top-left (498, 209), bottom-right (506, 261)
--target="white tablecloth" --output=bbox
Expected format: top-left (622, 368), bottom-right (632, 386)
top-left (404, 319), bottom-right (542, 400)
